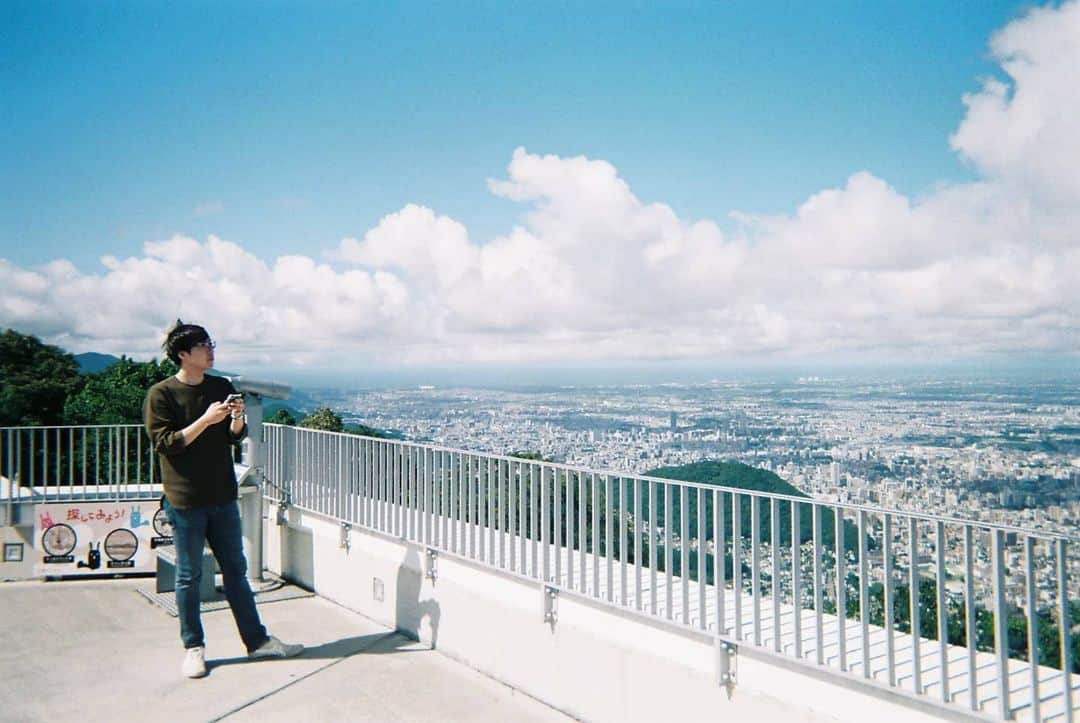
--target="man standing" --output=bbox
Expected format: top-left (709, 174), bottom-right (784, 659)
top-left (145, 320), bottom-right (303, 678)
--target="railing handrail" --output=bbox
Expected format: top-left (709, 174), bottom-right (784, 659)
top-left (1, 421), bottom-right (1072, 542)
top-left (264, 423), bottom-right (1078, 544)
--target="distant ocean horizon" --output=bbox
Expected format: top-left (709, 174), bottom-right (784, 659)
top-left (246, 355), bottom-right (1080, 393)
top-left (77, 348), bottom-right (1080, 392)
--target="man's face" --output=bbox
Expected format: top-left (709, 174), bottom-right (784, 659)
top-left (179, 339), bottom-right (215, 370)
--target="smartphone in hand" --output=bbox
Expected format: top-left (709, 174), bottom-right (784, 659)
top-left (225, 393), bottom-right (243, 404)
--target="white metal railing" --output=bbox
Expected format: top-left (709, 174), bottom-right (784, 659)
top-left (1, 425), bottom-right (160, 519)
top-left (264, 424), bottom-right (1077, 722)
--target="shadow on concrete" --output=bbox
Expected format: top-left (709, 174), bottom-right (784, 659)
top-left (206, 631), bottom-right (426, 672)
top-left (396, 546), bottom-right (441, 649)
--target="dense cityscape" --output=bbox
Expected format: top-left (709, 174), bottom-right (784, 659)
top-left (301, 375), bottom-right (1079, 529)
top-left (296, 373), bottom-right (1080, 609)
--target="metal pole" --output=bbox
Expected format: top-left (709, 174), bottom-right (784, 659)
top-left (936, 519), bottom-right (948, 701)
top-left (1058, 538), bottom-right (1073, 723)
top-left (992, 529), bottom-right (1010, 718)
top-left (242, 394), bottom-right (265, 582)
top-left (1024, 536), bottom-right (1039, 722)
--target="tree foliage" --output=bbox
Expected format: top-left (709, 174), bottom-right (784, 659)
top-left (344, 422), bottom-right (389, 438)
top-left (0, 329), bottom-right (81, 426)
top-left (296, 406), bottom-right (389, 438)
top-left (64, 356), bottom-right (178, 424)
top-left (856, 578), bottom-right (1078, 673)
top-left (266, 407), bottom-right (297, 425)
top-left (509, 450), bottom-right (548, 461)
top-left (299, 406), bottom-right (344, 432)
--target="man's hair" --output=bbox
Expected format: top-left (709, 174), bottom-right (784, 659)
top-left (163, 319), bottom-right (210, 364)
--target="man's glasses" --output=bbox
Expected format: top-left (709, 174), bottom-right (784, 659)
top-left (193, 340), bottom-right (216, 351)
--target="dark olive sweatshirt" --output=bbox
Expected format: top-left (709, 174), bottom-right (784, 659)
top-left (144, 375), bottom-right (246, 509)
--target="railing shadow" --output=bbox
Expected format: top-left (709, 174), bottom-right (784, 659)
top-left (397, 546), bottom-right (441, 649)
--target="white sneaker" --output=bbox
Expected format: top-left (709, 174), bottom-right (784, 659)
top-left (182, 646), bottom-right (207, 678)
top-left (248, 635), bottom-right (304, 660)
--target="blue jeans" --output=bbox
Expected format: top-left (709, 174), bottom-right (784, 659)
top-left (164, 498), bottom-right (268, 652)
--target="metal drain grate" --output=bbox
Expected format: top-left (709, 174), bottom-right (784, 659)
top-left (136, 577), bottom-right (314, 617)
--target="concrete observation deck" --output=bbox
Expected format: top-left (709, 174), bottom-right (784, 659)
top-left (0, 578), bottom-right (572, 723)
top-left (0, 573), bottom-right (858, 723)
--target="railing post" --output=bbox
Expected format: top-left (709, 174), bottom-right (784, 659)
top-left (791, 499), bottom-right (802, 660)
top-left (733, 492), bottom-right (743, 641)
top-left (836, 507), bottom-right (847, 671)
top-left (1058, 538), bottom-right (1073, 723)
top-left (992, 528), bottom-right (1010, 719)
top-left (859, 510), bottom-right (870, 679)
top-left (772, 497), bottom-right (781, 652)
top-left (1024, 535), bottom-right (1039, 722)
top-left (716, 490), bottom-right (726, 636)
top-left (752, 495), bottom-right (761, 645)
top-left (607, 474), bottom-right (615, 603)
top-left (910, 517), bottom-right (922, 694)
top-left (4, 430), bottom-right (13, 526)
top-left (935, 519), bottom-right (948, 701)
top-left (814, 502), bottom-right (823, 665)
top-left (541, 464), bottom-right (550, 582)
top-left (884, 514), bottom-right (895, 687)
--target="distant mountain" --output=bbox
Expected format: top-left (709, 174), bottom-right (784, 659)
top-left (73, 352), bottom-right (242, 378)
top-left (74, 352), bottom-right (120, 373)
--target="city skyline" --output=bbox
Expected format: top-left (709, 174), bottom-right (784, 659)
top-left (2, 1), bottom-right (1078, 375)
top-left (296, 372), bottom-right (1079, 608)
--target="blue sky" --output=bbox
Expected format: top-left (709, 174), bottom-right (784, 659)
top-left (2, 1), bottom-right (1027, 269)
top-left (1, 1), bottom-right (1077, 374)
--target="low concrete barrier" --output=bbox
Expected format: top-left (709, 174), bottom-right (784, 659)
top-left (264, 504), bottom-right (955, 723)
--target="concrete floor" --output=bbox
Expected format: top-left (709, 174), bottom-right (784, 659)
top-left (0, 578), bottom-right (572, 723)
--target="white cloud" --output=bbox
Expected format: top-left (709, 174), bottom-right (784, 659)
top-left (2, 2), bottom-right (1079, 368)
top-left (333, 204), bottom-right (478, 291)
top-left (950, 0), bottom-right (1080, 207)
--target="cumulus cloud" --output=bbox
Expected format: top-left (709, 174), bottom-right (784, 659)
top-left (950, 0), bottom-right (1080, 206)
top-left (0, 235), bottom-right (415, 366)
top-left (333, 204), bottom-right (478, 291)
top-left (2, 2), bottom-right (1078, 367)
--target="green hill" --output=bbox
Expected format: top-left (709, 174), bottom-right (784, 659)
top-left (642, 459), bottom-right (861, 557)
top-left (647, 459), bottom-right (804, 498)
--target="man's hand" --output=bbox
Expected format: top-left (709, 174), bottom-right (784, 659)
top-left (180, 401), bottom-right (232, 447)
top-left (201, 401), bottom-right (232, 425)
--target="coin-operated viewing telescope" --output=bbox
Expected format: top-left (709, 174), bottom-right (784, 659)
top-left (226, 376), bottom-right (292, 584)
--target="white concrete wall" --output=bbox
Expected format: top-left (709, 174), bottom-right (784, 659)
top-left (264, 505), bottom-right (963, 723)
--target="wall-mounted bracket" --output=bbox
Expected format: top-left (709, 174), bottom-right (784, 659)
top-left (543, 585), bottom-right (559, 625)
top-left (715, 638), bottom-right (738, 694)
top-left (275, 499), bottom-right (289, 526)
top-left (425, 548), bottom-right (438, 583)
top-left (340, 521), bottom-right (351, 552)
